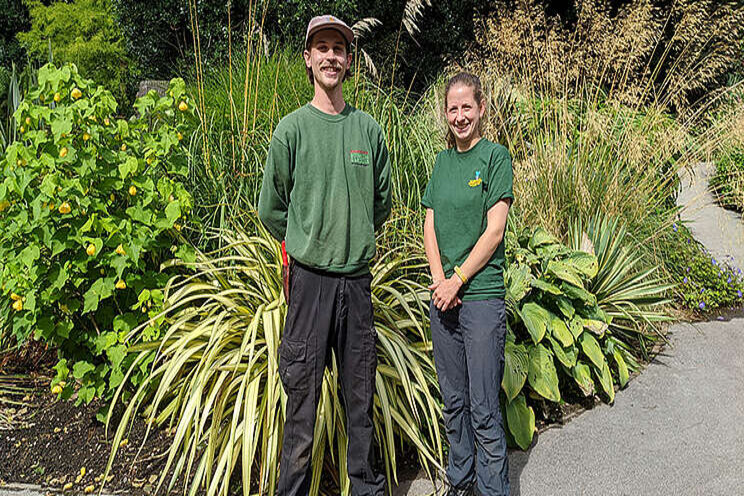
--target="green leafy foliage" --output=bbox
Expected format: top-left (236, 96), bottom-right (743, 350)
top-left (16, 0), bottom-right (133, 104)
top-left (711, 147), bottom-right (744, 212)
top-left (111, 0), bottom-right (252, 76)
top-left (0, 62), bottom-right (197, 404)
top-left (664, 223), bottom-right (744, 312)
top-left (0, 0), bottom-right (30, 68)
top-left (502, 226), bottom-right (650, 449)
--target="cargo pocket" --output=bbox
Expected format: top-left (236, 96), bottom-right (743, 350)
top-left (278, 338), bottom-right (308, 392)
top-left (362, 328), bottom-right (378, 404)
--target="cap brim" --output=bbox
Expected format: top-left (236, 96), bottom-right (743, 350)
top-left (305, 24), bottom-right (354, 48)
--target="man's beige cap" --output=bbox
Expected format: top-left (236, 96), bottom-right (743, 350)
top-left (305, 15), bottom-right (354, 48)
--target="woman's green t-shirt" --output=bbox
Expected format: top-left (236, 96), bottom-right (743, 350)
top-left (421, 138), bottom-right (514, 300)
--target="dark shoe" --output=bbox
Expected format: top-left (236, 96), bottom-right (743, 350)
top-left (445, 483), bottom-right (476, 496)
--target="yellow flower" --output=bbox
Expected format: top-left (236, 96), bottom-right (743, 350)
top-left (71, 87), bottom-right (82, 99)
top-left (115, 244), bottom-right (126, 255)
top-left (86, 244), bottom-right (96, 256)
top-left (0, 200), bottom-right (10, 213)
top-left (120, 143), bottom-right (127, 151)
top-left (10, 293), bottom-right (21, 301)
top-left (128, 185), bottom-right (137, 196)
top-left (178, 101), bottom-right (188, 112)
top-left (177, 131), bottom-right (183, 141)
top-left (109, 193), bottom-right (115, 202)
top-left (12, 300), bottom-right (23, 312)
top-left (53, 92), bottom-right (61, 102)
top-left (59, 202), bottom-right (71, 214)
top-left (83, 132), bottom-right (90, 141)
top-left (146, 156), bottom-right (154, 165)
top-left (115, 279), bottom-right (126, 290)
top-left (59, 147), bottom-right (68, 158)
top-left (104, 118), bottom-right (110, 126)
top-left (49, 202), bottom-right (55, 211)
top-left (51, 385), bottom-right (63, 395)
top-left (173, 223), bottom-right (182, 232)
top-left (25, 117), bottom-right (31, 125)
top-left (19, 126), bottom-right (24, 133)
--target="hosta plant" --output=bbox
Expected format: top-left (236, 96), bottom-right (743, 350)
top-left (0, 62), bottom-right (197, 405)
top-left (102, 216), bottom-right (444, 496)
top-left (502, 227), bottom-right (642, 449)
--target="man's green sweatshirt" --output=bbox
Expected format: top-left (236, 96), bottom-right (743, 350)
top-left (258, 102), bottom-right (392, 275)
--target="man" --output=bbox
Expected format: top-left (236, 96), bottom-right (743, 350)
top-left (258, 14), bottom-right (391, 496)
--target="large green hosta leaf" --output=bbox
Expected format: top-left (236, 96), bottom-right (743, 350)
top-left (547, 335), bottom-right (577, 368)
top-left (502, 340), bottom-right (529, 401)
top-left (572, 361), bottom-right (594, 396)
top-left (613, 349), bottom-right (629, 388)
top-left (578, 332), bottom-right (605, 369)
top-left (568, 316), bottom-right (583, 338)
top-left (582, 318), bottom-right (608, 337)
top-left (562, 251), bottom-right (599, 279)
top-left (593, 361), bottom-right (615, 402)
top-left (547, 260), bottom-right (584, 287)
top-left (506, 264), bottom-right (532, 304)
top-left (528, 227), bottom-right (559, 250)
top-left (527, 344), bottom-right (560, 402)
top-left (556, 296), bottom-right (575, 319)
top-left (531, 277), bottom-right (562, 295)
top-left (520, 302), bottom-right (550, 344)
top-left (506, 393), bottom-right (535, 450)
top-left (561, 282), bottom-right (597, 305)
top-left (550, 314), bottom-right (573, 347)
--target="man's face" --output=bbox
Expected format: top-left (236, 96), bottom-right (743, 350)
top-left (304, 29), bottom-right (352, 91)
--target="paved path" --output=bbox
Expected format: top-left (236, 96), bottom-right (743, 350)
top-left (677, 162), bottom-right (744, 265)
top-left (395, 162), bottom-right (744, 495)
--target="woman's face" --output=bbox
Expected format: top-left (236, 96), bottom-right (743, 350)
top-left (446, 83), bottom-right (485, 147)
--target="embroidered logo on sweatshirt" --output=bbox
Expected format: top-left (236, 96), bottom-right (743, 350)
top-left (468, 171), bottom-right (482, 187)
top-left (350, 149), bottom-right (370, 166)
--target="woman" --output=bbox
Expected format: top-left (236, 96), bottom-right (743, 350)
top-left (421, 72), bottom-right (513, 496)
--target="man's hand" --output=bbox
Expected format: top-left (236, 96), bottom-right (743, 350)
top-left (429, 276), bottom-right (463, 311)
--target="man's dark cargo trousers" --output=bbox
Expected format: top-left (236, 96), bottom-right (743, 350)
top-left (277, 261), bottom-right (386, 496)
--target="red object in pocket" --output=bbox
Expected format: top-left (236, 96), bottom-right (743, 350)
top-left (281, 241), bottom-right (290, 303)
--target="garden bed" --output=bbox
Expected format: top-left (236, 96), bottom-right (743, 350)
top-left (0, 373), bottom-right (188, 495)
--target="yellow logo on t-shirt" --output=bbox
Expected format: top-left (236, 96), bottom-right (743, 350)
top-left (468, 171), bottom-right (482, 187)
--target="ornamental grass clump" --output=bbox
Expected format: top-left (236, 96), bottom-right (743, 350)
top-left (102, 215), bottom-right (444, 496)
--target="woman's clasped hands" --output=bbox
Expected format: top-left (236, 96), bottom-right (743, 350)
top-left (429, 275), bottom-right (463, 311)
